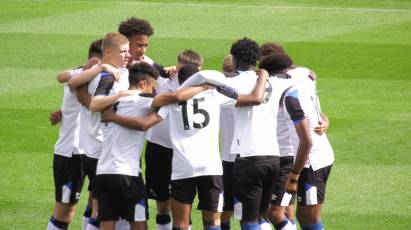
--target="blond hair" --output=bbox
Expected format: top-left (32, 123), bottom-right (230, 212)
top-left (102, 32), bottom-right (129, 52)
top-left (177, 49), bottom-right (203, 68)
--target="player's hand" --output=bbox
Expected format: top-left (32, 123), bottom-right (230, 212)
top-left (164, 66), bottom-right (178, 76)
top-left (314, 119), bottom-right (329, 135)
top-left (256, 69), bottom-right (269, 79)
top-left (285, 175), bottom-right (298, 194)
top-left (100, 64), bottom-right (120, 80)
top-left (117, 90), bottom-right (132, 98)
top-left (201, 83), bottom-right (216, 91)
top-left (101, 108), bottom-right (116, 122)
top-left (50, 109), bottom-right (62, 125)
top-left (83, 57), bottom-right (101, 70)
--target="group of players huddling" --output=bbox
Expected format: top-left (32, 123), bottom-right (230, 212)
top-left (47, 17), bottom-right (334, 230)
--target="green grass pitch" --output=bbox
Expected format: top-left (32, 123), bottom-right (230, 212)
top-left (0, 0), bottom-right (410, 229)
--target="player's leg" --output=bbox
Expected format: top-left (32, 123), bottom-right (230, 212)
top-left (221, 161), bottom-right (234, 230)
top-left (233, 157), bottom-right (264, 230)
top-left (100, 221), bottom-right (116, 230)
top-left (268, 156), bottom-right (295, 230)
top-left (84, 156), bottom-right (100, 230)
top-left (82, 196), bottom-right (93, 230)
top-left (120, 176), bottom-right (149, 230)
top-left (170, 199), bottom-right (191, 229)
top-left (145, 141), bottom-right (173, 230)
top-left (285, 203), bottom-right (297, 229)
top-left (129, 221), bottom-right (148, 230)
top-left (96, 175), bottom-right (135, 230)
top-left (48, 154), bottom-right (85, 230)
top-left (296, 165), bottom-right (332, 230)
top-left (155, 200), bottom-right (172, 230)
top-left (170, 178), bottom-right (196, 229)
top-left (258, 156), bottom-right (280, 230)
top-left (197, 176), bottom-right (223, 229)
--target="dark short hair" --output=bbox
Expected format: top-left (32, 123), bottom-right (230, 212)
top-left (88, 39), bottom-right (103, 59)
top-left (178, 49), bottom-right (203, 67)
top-left (118, 17), bottom-right (154, 38)
top-left (230, 37), bottom-right (261, 66)
top-left (178, 64), bottom-right (199, 85)
top-left (260, 42), bottom-right (285, 57)
top-left (259, 53), bottom-right (293, 74)
top-left (128, 62), bottom-right (159, 85)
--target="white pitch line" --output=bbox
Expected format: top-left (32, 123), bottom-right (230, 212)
top-left (60, 0), bottom-right (411, 13)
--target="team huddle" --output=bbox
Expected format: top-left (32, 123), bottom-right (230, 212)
top-left (47, 17), bottom-right (334, 230)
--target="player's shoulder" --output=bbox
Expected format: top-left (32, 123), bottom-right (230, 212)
top-left (287, 67), bottom-right (310, 80)
top-left (118, 93), bottom-right (153, 110)
top-left (143, 55), bottom-right (154, 65)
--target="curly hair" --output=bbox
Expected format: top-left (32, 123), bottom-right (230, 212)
top-left (230, 37), bottom-right (261, 66)
top-left (259, 53), bottom-right (293, 74)
top-left (118, 17), bottom-right (154, 38)
top-left (128, 62), bottom-right (159, 85)
top-left (260, 42), bottom-right (285, 57)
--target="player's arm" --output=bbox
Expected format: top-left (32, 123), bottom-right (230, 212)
top-left (101, 108), bottom-right (163, 131)
top-left (179, 70), bottom-right (230, 88)
top-left (314, 112), bottom-right (329, 135)
top-left (283, 93), bottom-right (313, 194)
top-left (216, 69), bottom-right (268, 107)
top-left (76, 84), bottom-right (91, 108)
top-left (57, 70), bottom-right (73, 83)
top-left (151, 84), bottom-right (214, 108)
top-left (67, 64), bottom-right (118, 88)
top-left (49, 109), bottom-right (62, 125)
top-left (234, 69), bottom-right (268, 106)
top-left (89, 77), bottom-right (130, 113)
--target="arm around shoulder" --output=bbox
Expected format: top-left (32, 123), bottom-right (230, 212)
top-left (101, 108), bottom-right (163, 131)
top-left (235, 69), bottom-right (268, 107)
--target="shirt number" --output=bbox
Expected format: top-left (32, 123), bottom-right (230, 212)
top-left (178, 97), bottom-right (210, 130)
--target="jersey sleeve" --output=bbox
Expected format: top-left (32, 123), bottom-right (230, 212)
top-left (215, 89), bottom-right (237, 108)
top-left (70, 67), bottom-right (83, 77)
top-left (93, 72), bottom-right (115, 96)
top-left (179, 70), bottom-right (229, 89)
top-left (157, 105), bottom-right (170, 119)
top-left (284, 88), bottom-right (305, 125)
top-left (216, 85), bottom-right (239, 100)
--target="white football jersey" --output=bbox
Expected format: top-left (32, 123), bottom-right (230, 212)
top-left (54, 68), bottom-right (83, 157)
top-left (158, 89), bottom-right (236, 180)
top-left (228, 71), bottom-right (296, 158)
top-left (284, 72), bottom-right (334, 171)
top-left (78, 67), bottom-right (129, 159)
top-left (97, 93), bottom-right (153, 176)
top-left (276, 68), bottom-right (311, 157)
top-left (145, 76), bottom-right (178, 148)
top-left (220, 107), bottom-right (237, 162)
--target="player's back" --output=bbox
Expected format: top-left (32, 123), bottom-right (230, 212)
top-left (159, 89), bottom-right (234, 180)
top-left (229, 71), bottom-right (295, 157)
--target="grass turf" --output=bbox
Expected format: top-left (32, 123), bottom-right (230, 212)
top-left (0, 0), bottom-right (410, 229)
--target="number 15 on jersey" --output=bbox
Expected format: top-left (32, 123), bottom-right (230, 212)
top-left (178, 97), bottom-right (210, 130)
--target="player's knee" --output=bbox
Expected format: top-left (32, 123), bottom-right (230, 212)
top-left (156, 200), bottom-right (170, 214)
top-left (268, 206), bottom-right (285, 223)
top-left (297, 205), bottom-right (321, 225)
top-left (53, 202), bottom-right (76, 223)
